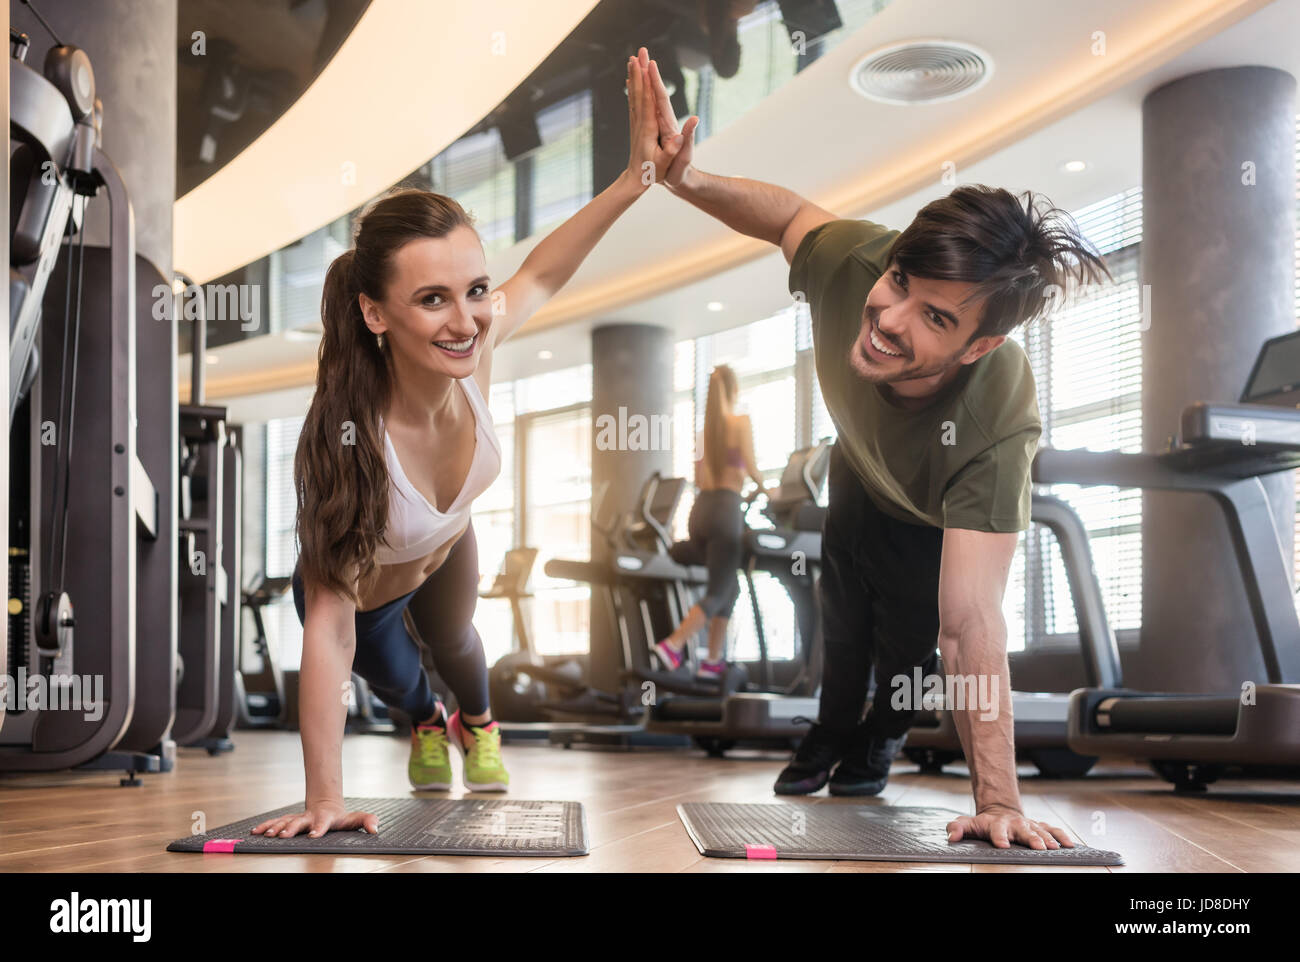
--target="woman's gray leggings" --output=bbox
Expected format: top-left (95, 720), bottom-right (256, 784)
top-left (668, 488), bottom-right (745, 619)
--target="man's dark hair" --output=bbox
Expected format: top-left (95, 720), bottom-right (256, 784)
top-left (887, 184), bottom-right (1112, 341)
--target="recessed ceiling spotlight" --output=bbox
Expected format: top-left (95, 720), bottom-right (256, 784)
top-left (205, 353), bottom-right (220, 365)
top-left (707, 301), bottom-right (724, 312)
top-left (849, 40), bottom-right (993, 105)
top-left (538, 349), bottom-right (553, 360)
top-left (1061, 160), bottom-right (1087, 173)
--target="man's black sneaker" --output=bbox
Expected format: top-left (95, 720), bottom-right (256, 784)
top-left (774, 721), bottom-right (846, 796)
top-left (828, 728), bottom-right (908, 796)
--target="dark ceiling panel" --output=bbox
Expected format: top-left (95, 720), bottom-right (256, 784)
top-left (176, 0), bottom-right (370, 196)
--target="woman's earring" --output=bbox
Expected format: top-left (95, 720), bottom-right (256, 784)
top-left (376, 332), bottom-right (385, 350)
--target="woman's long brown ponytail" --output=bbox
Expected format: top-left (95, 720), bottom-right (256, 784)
top-left (293, 189), bottom-right (473, 607)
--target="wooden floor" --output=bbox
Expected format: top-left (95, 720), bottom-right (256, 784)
top-left (2, 731), bottom-right (1299, 872)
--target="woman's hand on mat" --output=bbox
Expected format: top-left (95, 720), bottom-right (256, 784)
top-left (251, 800), bottom-right (379, 839)
top-left (627, 48), bottom-right (685, 190)
top-left (945, 805), bottom-right (1075, 850)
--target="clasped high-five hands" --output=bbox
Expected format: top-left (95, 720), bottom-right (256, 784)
top-left (625, 47), bottom-right (699, 192)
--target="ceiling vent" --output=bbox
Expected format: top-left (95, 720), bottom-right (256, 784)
top-left (849, 40), bottom-right (992, 105)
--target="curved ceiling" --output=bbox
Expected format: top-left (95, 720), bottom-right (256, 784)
top-left (173, 0), bottom-right (601, 283)
top-left (484, 0), bottom-right (1280, 379)
top-left (192, 0), bottom-right (1290, 417)
top-left (489, 0), bottom-right (1270, 339)
top-left (176, 0), bottom-right (372, 197)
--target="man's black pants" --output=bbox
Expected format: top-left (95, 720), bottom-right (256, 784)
top-left (818, 443), bottom-right (944, 739)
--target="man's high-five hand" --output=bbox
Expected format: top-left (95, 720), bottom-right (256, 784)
top-left (626, 52), bottom-right (685, 191)
top-left (636, 47), bottom-right (699, 190)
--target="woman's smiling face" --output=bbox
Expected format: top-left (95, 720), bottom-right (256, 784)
top-left (370, 225), bottom-right (494, 377)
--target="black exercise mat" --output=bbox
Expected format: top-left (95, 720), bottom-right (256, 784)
top-left (167, 798), bottom-right (588, 856)
top-left (677, 802), bottom-right (1123, 866)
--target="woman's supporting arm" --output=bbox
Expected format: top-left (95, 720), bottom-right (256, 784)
top-left (298, 579), bottom-right (357, 808)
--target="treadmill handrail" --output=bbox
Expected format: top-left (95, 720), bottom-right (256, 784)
top-left (800, 438), bottom-right (831, 504)
top-left (1034, 446), bottom-right (1300, 684)
top-left (1029, 493), bottom-right (1122, 689)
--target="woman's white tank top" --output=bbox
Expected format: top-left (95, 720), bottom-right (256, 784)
top-left (375, 375), bottom-right (501, 565)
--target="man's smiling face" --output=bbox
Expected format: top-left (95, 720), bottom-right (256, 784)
top-left (849, 262), bottom-right (1003, 391)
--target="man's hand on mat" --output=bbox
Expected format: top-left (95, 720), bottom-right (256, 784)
top-left (636, 47), bottom-right (699, 190)
top-left (252, 800), bottom-right (379, 839)
top-left (626, 51), bottom-right (685, 190)
top-left (945, 805), bottom-right (1075, 850)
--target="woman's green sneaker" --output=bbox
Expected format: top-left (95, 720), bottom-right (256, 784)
top-left (409, 718), bottom-right (453, 791)
top-left (450, 711), bottom-right (509, 792)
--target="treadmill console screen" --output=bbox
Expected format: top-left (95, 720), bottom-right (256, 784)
top-left (1241, 330), bottom-right (1300, 407)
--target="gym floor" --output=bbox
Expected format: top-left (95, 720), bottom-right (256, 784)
top-left (2, 738), bottom-right (1298, 872)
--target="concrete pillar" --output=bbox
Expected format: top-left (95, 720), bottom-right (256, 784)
top-left (1139, 66), bottom-right (1297, 690)
top-left (589, 323), bottom-right (674, 691)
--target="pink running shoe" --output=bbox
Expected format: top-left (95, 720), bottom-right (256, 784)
top-left (654, 640), bottom-right (684, 670)
top-left (696, 659), bottom-right (726, 681)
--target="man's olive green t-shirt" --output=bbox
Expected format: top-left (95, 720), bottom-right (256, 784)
top-left (789, 218), bottom-right (1042, 533)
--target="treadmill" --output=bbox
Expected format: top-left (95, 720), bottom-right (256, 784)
top-left (630, 441), bottom-right (833, 754)
top-left (1052, 330), bottom-right (1300, 790)
top-left (904, 492), bottom-right (1122, 777)
top-left (547, 474), bottom-right (710, 682)
top-left (537, 474), bottom-right (706, 748)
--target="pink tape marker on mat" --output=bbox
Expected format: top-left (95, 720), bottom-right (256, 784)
top-left (202, 839), bottom-right (240, 853)
top-left (744, 843), bottom-right (777, 859)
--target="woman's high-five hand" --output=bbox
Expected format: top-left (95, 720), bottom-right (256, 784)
top-left (637, 47), bottom-right (699, 190)
top-left (486, 48), bottom-right (688, 351)
top-left (625, 50), bottom-right (685, 191)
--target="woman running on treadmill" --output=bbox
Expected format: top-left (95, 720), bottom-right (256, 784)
top-left (654, 364), bottom-right (768, 679)
top-left (255, 57), bottom-right (684, 841)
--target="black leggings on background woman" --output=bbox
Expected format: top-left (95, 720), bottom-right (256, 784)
top-left (669, 488), bottom-right (745, 621)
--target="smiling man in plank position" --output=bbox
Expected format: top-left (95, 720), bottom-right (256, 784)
top-left (638, 49), bottom-right (1109, 849)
